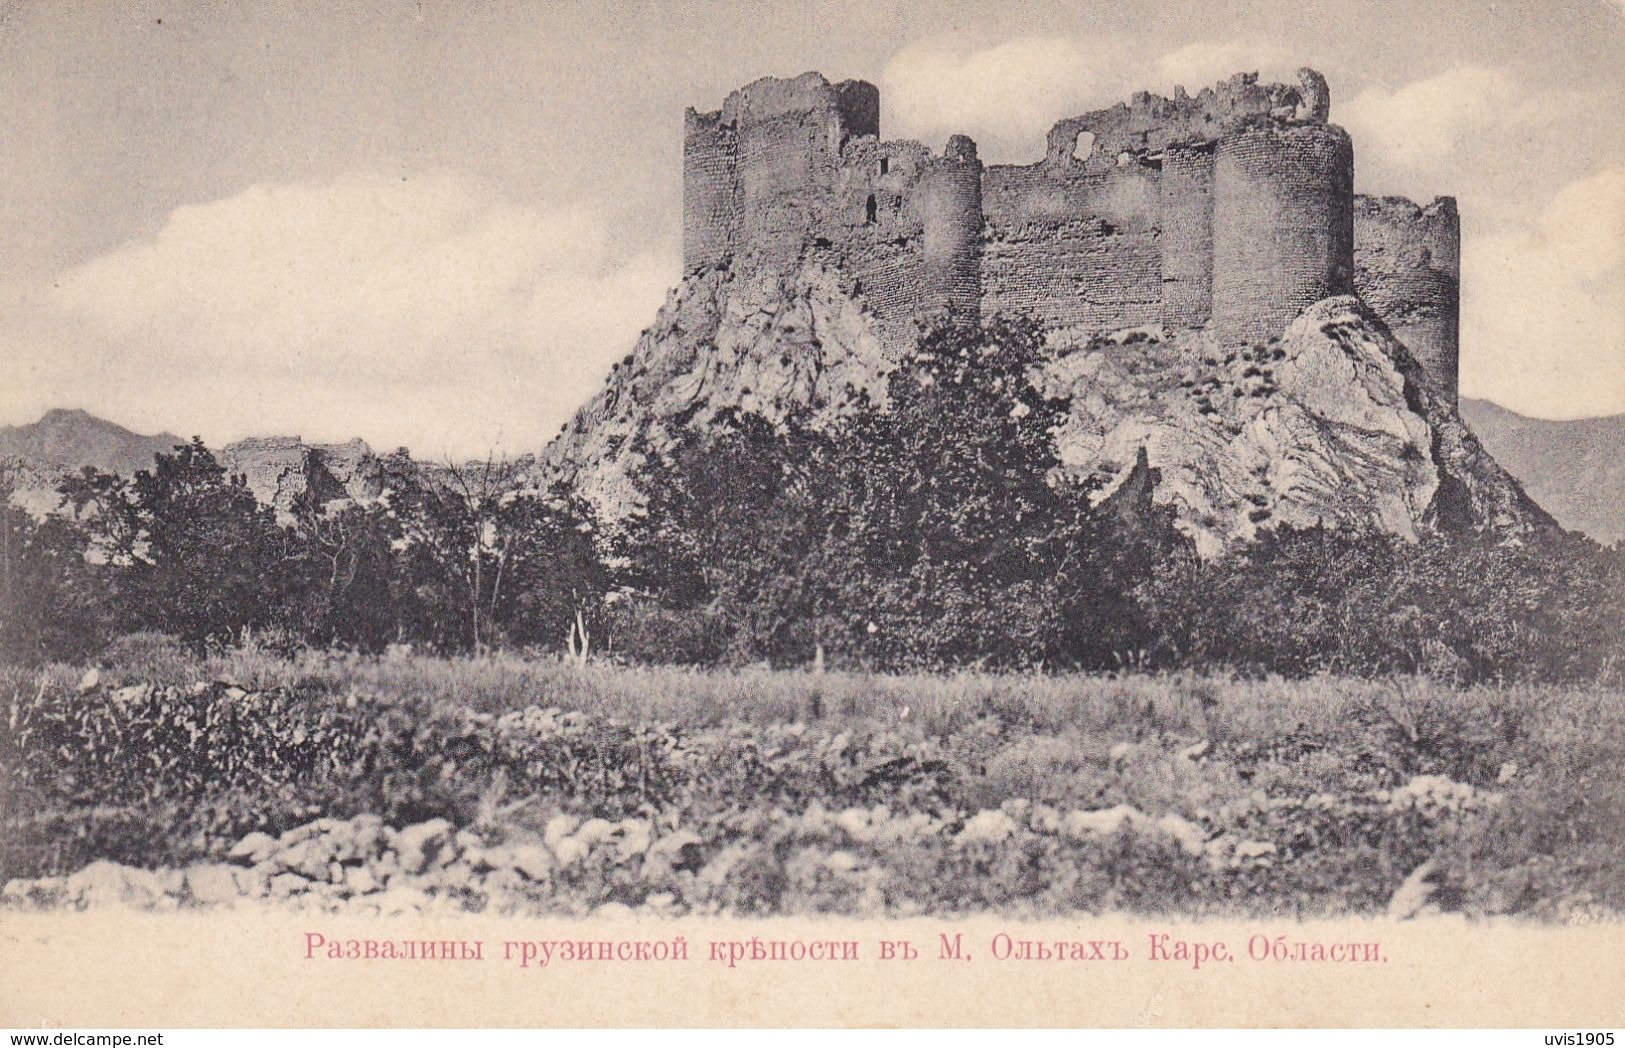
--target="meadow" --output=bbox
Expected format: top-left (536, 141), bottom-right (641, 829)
top-left (3, 634), bottom-right (1622, 921)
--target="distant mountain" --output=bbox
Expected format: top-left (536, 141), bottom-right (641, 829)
top-left (1459, 398), bottom-right (1625, 545)
top-left (0, 408), bottom-right (182, 479)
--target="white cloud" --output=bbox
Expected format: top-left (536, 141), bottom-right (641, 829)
top-left (3, 171), bottom-right (677, 457)
top-left (1155, 40), bottom-right (1291, 94)
top-left (1462, 165), bottom-right (1625, 417)
top-left (1341, 66), bottom-right (1551, 169)
top-left (880, 36), bottom-right (1135, 161)
top-left (882, 35), bottom-right (1318, 163)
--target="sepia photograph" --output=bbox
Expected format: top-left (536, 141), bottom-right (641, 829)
top-left (1, 0), bottom-right (1622, 1032)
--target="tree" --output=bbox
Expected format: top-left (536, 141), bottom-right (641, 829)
top-left (0, 467), bottom-right (112, 663)
top-left (120, 439), bottom-right (301, 646)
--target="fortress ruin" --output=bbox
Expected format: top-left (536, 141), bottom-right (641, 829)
top-left (682, 68), bottom-right (1461, 403)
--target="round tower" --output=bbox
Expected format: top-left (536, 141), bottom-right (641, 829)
top-left (682, 108), bottom-right (738, 273)
top-left (915, 134), bottom-right (983, 323)
top-left (1354, 196), bottom-right (1460, 403)
top-left (1212, 122), bottom-right (1355, 345)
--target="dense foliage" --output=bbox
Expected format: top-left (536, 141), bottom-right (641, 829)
top-left (1, 442), bottom-right (604, 662)
top-left (609, 317), bottom-right (1623, 685)
top-left (2, 315), bottom-right (1621, 685)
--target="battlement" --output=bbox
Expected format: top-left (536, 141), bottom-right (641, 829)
top-left (680, 68), bottom-right (1459, 401)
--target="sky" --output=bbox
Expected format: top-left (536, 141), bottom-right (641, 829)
top-left (2, 0), bottom-right (1622, 457)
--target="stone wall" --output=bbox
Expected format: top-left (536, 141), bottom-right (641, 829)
top-left (681, 68), bottom-right (1455, 366)
top-left (981, 160), bottom-right (1164, 336)
top-left (1158, 143), bottom-right (1217, 329)
top-left (681, 110), bottom-right (737, 271)
top-left (1042, 70), bottom-right (1315, 167)
top-left (1354, 195), bottom-right (1460, 403)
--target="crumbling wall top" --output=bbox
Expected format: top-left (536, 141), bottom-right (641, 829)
top-left (1356, 194), bottom-right (1459, 223)
top-left (1041, 68), bottom-right (1331, 167)
top-left (692, 71), bottom-right (880, 140)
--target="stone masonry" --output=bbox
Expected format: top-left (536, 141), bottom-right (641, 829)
top-left (682, 68), bottom-right (1461, 401)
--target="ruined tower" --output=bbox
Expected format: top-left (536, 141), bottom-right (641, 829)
top-left (681, 67), bottom-right (1461, 402)
top-left (1353, 196), bottom-right (1462, 403)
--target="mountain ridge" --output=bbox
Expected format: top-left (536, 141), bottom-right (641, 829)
top-left (1458, 398), bottom-right (1625, 544)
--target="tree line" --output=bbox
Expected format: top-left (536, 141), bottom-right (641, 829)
top-left (4, 317), bottom-right (1621, 684)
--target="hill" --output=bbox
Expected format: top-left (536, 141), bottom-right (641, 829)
top-left (0, 408), bottom-right (181, 478)
top-left (1459, 399), bottom-right (1625, 545)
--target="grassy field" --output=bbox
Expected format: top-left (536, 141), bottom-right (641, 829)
top-left (3, 634), bottom-right (1622, 920)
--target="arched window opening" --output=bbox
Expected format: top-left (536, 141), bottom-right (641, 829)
top-left (865, 194), bottom-right (877, 224)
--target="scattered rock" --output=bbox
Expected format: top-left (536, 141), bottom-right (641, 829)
top-left (645, 830), bottom-right (706, 877)
top-left (395, 818), bottom-right (454, 874)
top-left (228, 831), bottom-right (278, 865)
top-left (1156, 814), bottom-right (1207, 856)
top-left (268, 873), bottom-right (310, 899)
top-left (1178, 740), bottom-right (1211, 762)
top-left (76, 668), bottom-right (100, 692)
top-left (1062, 805), bottom-right (1144, 839)
top-left (183, 864), bottom-right (242, 906)
top-left (1234, 840), bottom-right (1278, 863)
top-left (957, 809), bottom-right (1019, 843)
top-left (110, 684), bottom-right (152, 705)
top-left (509, 845), bottom-right (553, 882)
top-left (344, 866), bottom-right (380, 895)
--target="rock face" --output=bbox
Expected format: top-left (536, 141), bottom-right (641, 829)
top-left (1040, 296), bottom-right (1550, 555)
top-left (220, 436), bottom-right (385, 519)
top-left (545, 263), bottom-right (1551, 555)
top-left (543, 260), bottom-right (894, 522)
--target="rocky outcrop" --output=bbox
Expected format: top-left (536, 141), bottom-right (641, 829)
top-left (220, 436), bottom-right (385, 519)
top-left (1042, 296), bottom-right (1552, 555)
top-left (543, 259), bottom-right (1552, 556)
top-left (542, 261), bottom-right (895, 522)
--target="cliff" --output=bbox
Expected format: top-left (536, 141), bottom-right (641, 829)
top-left (542, 255), bottom-right (1551, 555)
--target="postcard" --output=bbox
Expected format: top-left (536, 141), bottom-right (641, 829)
top-left (2, 0), bottom-right (1622, 1030)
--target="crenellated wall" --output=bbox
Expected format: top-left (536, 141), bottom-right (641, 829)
top-left (1354, 195), bottom-right (1461, 403)
top-left (679, 68), bottom-right (1459, 400)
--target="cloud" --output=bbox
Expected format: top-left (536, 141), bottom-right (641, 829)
top-left (1341, 66), bottom-right (1551, 169)
top-left (1155, 40), bottom-right (1291, 93)
top-left (3, 171), bottom-right (676, 457)
top-left (1461, 165), bottom-right (1625, 417)
top-left (880, 36), bottom-right (1134, 161)
top-left (882, 35), bottom-right (1317, 163)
